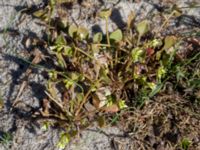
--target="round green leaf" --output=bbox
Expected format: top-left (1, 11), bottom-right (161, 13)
top-left (93, 32), bottom-right (103, 43)
top-left (68, 25), bottom-right (77, 38)
top-left (63, 46), bottom-right (73, 56)
top-left (55, 35), bottom-right (66, 46)
top-left (109, 29), bottom-right (123, 43)
top-left (163, 36), bottom-right (177, 50)
top-left (99, 9), bottom-right (112, 19)
top-left (77, 26), bottom-right (89, 40)
top-left (136, 20), bottom-right (149, 37)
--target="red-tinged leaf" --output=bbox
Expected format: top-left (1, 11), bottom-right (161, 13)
top-left (146, 48), bottom-right (154, 57)
top-left (92, 95), bottom-right (100, 108)
top-left (187, 38), bottom-right (200, 47)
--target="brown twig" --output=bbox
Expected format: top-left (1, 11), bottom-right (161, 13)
top-left (75, 89), bottom-right (92, 117)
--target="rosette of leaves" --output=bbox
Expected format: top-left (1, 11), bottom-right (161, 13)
top-left (31, 3), bottom-right (181, 149)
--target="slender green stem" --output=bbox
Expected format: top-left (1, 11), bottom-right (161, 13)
top-left (106, 18), bottom-right (110, 46)
top-left (58, 73), bottom-right (84, 93)
top-left (96, 43), bottom-right (111, 47)
top-left (184, 52), bottom-right (200, 66)
top-left (75, 47), bottom-right (94, 59)
top-left (137, 35), bottom-right (141, 46)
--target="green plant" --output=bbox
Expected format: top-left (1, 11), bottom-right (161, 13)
top-left (0, 132), bottom-right (12, 150)
top-left (28, 1), bottom-right (200, 149)
top-left (181, 138), bottom-right (191, 150)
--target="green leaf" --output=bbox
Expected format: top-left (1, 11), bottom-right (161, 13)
top-left (63, 46), bottom-right (73, 56)
top-left (181, 138), bottom-right (191, 150)
top-left (99, 9), bottom-right (112, 19)
top-left (50, 0), bottom-right (56, 7)
top-left (189, 79), bottom-right (200, 88)
top-left (48, 71), bottom-right (57, 80)
top-left (136, 20), bottom-right (149, 37)
top-left (76, 93), bottom-right (84, 103)
top-left (93, 32), bottom-right (103, 43)
top-left (131, 47), bottom-right (144, 63)
top-left (0, 133), bottom-right (12, 144)
top-left (55, 35), bottom-right (66, 46)
top-left (110, 114), bottom-right (120, 125)
top-left (157, 65), bottom-right (166, 81)
top-left (157, 36), bottom-right (177, 65)
top-left (71, 72), bottom-right (80, 81)
top-left (161, 53), bottom-right (170, 67)
top-left (149, 83), bottom-right (163, 98)
top-left (91, 44), bottom-right (100, 53)
top-left (64, 79), bottom-right (74, 89)
top-left (175, 66), bottom-right (185, 81)
top-left (41, 122), bottom-right (50, 131)
top-left (156, 50), bottom-right (162, 60)
top-left (77, 26), bottom-right (89, 40)
top-left (110, 29), bottom-right (123, 42)
top-left (118, 100), bottom-right (127, 109)
top-left (57, 132), bottom-right (70, 149)
top-left (147, 82), bottom-right (156, 90)
top-left (33, 9), bottom-right (47, 18)
top-left (163, 36), bottom-right (177, 50)
top-left (151, 39), bottom-right (162, 48)
top-left (68, 25), bottom-right (77, 38)
top-left (56, 53), bottom-right (67, 68)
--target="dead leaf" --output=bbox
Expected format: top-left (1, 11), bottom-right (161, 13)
top-left (43, 98), bottom-right (50, 115)
top-left (25, 38), bottom-right (31, 48)
top-left (32, 48), bottom-right (45, 63)
top-left (97, 116), bottom-right (106, 127)
top-left (92, 95), bottom-right (100, 108)
top-left (127, 11), bottom-right (136, 29)
top-left (63, 92), bottom-right (69, 107)
top-left (84, 101), bottom-right (96, 112)
top-left (103, 104), bottom-right (119, 113)
top-left (0, 98), bottom-right (4, 110)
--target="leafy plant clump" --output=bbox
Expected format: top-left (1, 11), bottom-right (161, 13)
top-left (0, 132), bottom-right (12, 149)
top-left (29, 0), bottom-right (200, 148)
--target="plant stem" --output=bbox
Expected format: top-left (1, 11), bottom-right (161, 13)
top-left (106, 18), bottom-right (110, 46)
top-left (157, 11), bottom-right (175, 33)
top-left (115, 48), bottom-right (118, 65)
top-left (75, 89), bottom-right (92, 117)
top-left (137, 35), bottom-right (141, 46)
top-left (75, 47), bottom-right (94, 59)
